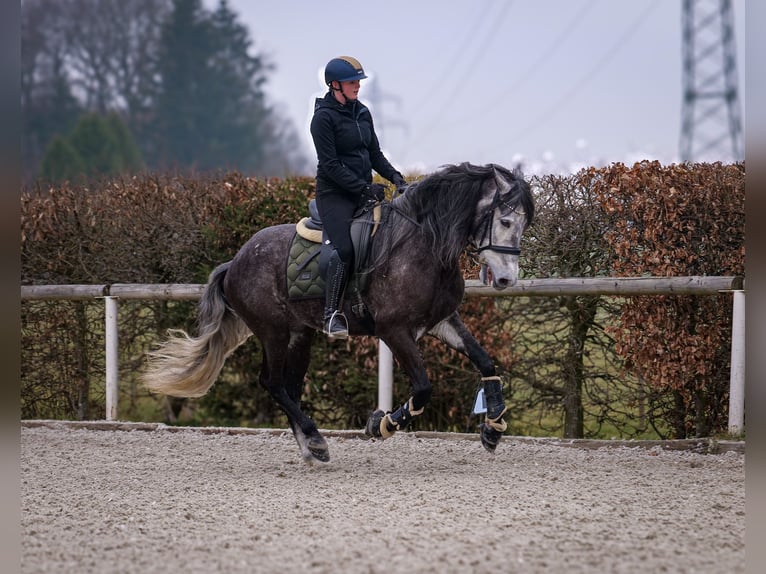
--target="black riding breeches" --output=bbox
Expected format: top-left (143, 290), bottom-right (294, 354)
top-left (315, 191), bottom-right (358, 269)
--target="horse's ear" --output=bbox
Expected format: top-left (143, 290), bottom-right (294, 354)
top-left (493, 166), bottom-right (511, 194)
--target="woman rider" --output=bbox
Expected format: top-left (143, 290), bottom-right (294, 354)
top-left (310, 56), bottom-right (406, 340)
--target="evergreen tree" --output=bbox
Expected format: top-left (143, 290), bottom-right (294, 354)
top-left (69, 113), bottom-right (123, 176)
top-left (154, 0), bottom-right (279, 173)
top-left (106, 112), bottom-right (144, 172)
top-left (40, 136), bottom-right (86, 183)
top-left (204, 0), bottom-right (272, 171)
top-left (65, 112), bottom-right (143, 178)
top-left (154, 0), bottom-right (214, 169)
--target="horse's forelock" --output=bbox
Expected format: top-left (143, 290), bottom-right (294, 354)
top-left (492, 163), bottom-right (535, 227)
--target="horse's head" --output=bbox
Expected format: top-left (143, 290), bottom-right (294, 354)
top-left (472, 166), bottom-right (534, 290)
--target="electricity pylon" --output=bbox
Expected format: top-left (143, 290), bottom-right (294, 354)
top-left (679, 0), bottom-right (743, 163)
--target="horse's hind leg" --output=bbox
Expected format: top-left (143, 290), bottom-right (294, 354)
top-left (429, 312), bottom-right (509, 452)
top-left (259, 329), bottom-right (329, 463)
top-left (283, 329), bottom-right (329, 462)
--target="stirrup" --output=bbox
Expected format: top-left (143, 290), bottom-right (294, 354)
top-left (323, 310), bottom-right (348, 340)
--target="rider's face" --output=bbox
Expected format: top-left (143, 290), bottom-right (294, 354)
top-left (339, 79), bottom-right (360, 101)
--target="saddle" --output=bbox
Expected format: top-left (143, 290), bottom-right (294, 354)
top-left (286, 199), bottom-right (383, 316)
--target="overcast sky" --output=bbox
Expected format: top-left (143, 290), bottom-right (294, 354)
top-left (203, 0), bottom-right (746, 175)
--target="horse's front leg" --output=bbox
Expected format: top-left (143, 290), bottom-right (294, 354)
top-left (429, 312), bottom-right (509, 452)
top-left (365, 333), bottom-right (431, 440)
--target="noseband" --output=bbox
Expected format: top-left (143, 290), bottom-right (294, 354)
top-left (474, 190), bottom-right (522, 256)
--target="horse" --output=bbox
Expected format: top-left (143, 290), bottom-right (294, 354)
top-left (142, 162), bottom-right (535, 463)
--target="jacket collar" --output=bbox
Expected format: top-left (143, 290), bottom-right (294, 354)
top-left (316, 91), bottom-right (366, 115)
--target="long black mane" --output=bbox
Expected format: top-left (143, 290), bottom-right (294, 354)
top-left (386, 162), bottom-right (533, 266)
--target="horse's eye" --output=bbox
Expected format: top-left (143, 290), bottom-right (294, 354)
top-left (500, 219), bottom-right (511, 228)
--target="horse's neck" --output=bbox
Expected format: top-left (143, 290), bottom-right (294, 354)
top-left (381, 202), bottom-right (470, 272)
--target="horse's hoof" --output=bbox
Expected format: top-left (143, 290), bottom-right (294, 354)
top-left (479, 422), bottom-right (503, 453)
top-left (308, 447), bottom-right (330, 463)
top-left (296, 433), bottom-right (330, 465)
top-left (293, 428), bottom-right (330, 463)
top-left (307, 434), bottom-right (330, 463)
top-left (365, 410), bottom-right (386, 438)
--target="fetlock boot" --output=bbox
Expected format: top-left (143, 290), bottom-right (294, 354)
top-left (479, 375), bottom-right (508, 452)
top-left (323, 249), bottom-right (349, 340)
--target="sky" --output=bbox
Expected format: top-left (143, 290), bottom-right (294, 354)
top-left (202, 0), bottom-right (746, 175)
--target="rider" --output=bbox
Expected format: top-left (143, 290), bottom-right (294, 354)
top-left (310, 56), bottom-right (407, 340)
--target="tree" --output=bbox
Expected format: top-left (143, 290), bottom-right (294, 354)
top-left (153, 0), bottom-right (215, 169)
top-left (21, 0), bottom-right (309, 180)
top-left (106, 112), bottom-right (144, 173)
top-left (69, 113), bottom-right (123, 176)
top-left (21, 0), bottom-right (168, 181)
top-left (59, 112), bottom-right (143, 179)
top-left (62, 0), bottom-right (171, 114)
top-left (153, 0), bottom-right (288, 174)
top-left (40, 136), bottom-right (86, 182)
top-left (204, 0), bottom-right (272, 171)
top-left (21, 0), bottom-right (83, 182)
top-left (507, 172), bottom-right (624, 438)
top-left (62, 0), bottom-right (172, 149)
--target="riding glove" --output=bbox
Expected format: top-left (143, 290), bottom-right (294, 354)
top-left (392, 173), bottom-right (407, 195)
top-left (367, 183), bottom-right (386, 202)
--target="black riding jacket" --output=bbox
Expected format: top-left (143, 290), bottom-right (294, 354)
top-left (310, 91), bottom-right (402, 198)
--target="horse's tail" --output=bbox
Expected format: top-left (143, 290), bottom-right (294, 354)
top-left (142, 262), bottom-right (251, 398)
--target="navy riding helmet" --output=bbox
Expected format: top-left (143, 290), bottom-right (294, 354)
top-left (324, 56), bottom-right (368, 86)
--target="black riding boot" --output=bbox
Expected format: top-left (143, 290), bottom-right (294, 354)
top-left (323, 250), bottom-right (349, 340)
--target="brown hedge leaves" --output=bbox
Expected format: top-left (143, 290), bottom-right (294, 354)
top-left (591, 161), bottom-right (744, 436)
top-left (21, 163), bottom-right (745, 437)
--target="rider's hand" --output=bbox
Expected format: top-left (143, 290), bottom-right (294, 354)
top-left (368, 183), bottom-right (386, 202)
top-left (392, 173), bottom-right (407, 195)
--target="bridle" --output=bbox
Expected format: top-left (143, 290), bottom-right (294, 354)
top-left (474, 188), bottom-right (523, 256)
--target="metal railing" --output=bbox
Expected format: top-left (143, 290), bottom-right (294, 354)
top-left (21, 276), bottom-right (746, 435)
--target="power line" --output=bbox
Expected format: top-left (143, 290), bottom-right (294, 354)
top-left (409, 5), bottom-right (494, 117)
top-left (406, 1), bottom-right (516, 156)
top-left (439, 0), bottom-right (516, 97)
top-left (438, 0), bottom-right (599, 131)
top-left (476, 0), bottom-right (661, 159)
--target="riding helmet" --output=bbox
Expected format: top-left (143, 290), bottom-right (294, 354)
top-left (324, 56), bottom-right (367, 85)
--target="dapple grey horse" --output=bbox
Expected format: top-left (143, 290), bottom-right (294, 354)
top-left (142, 162), bottom-right (534, 463)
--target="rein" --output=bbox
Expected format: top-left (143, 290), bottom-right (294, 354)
top-left (387, 201), bottom-right (421, 229)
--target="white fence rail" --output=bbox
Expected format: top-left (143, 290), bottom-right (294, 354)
top-left (21, 276), bottom-right (746, 436)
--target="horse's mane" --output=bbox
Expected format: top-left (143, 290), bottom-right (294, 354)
top-left (384, 162), bottom-right (533, 267)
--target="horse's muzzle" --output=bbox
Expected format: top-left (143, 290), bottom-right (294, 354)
top-left (492, 276), bottom-right (517, 290)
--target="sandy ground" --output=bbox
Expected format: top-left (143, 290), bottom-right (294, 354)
top-left (21, 423), bottom-right (744, 574)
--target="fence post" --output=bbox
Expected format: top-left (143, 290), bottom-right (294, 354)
top-left (728, 290), bottom-right (745, 436)
top-left (105, 296), bottom-right (119, 421)
top-left (378, 341), bottom-right (393, 412)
